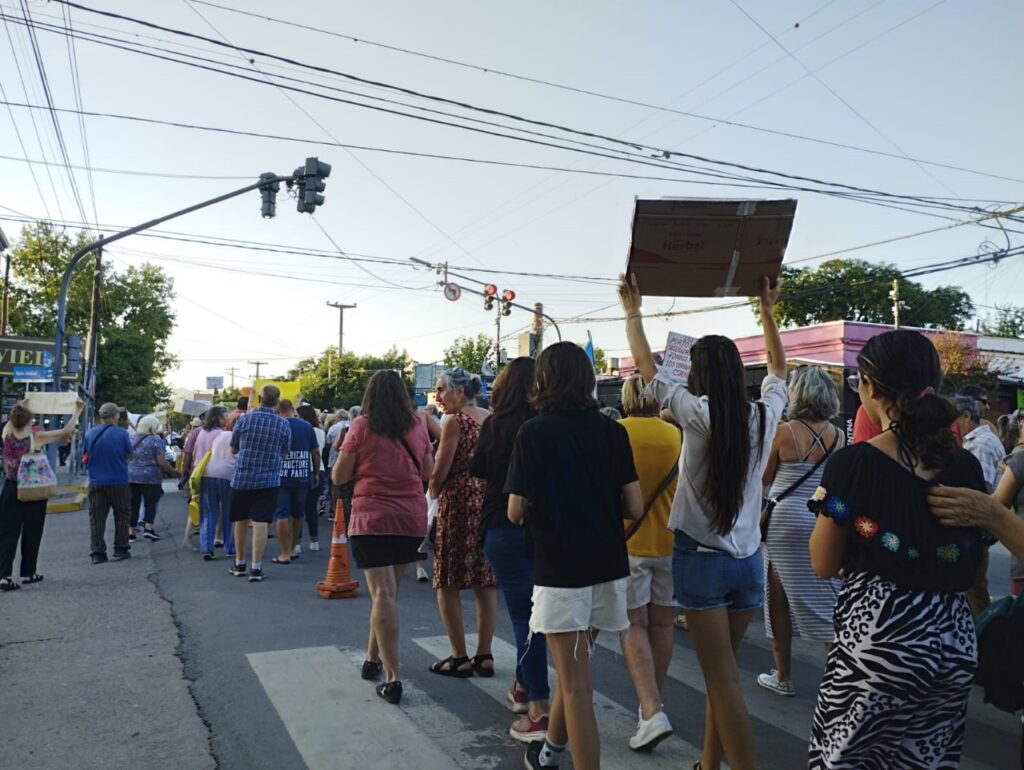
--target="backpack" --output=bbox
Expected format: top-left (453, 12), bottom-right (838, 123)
top-left (974, 591), bottom-right (1024, 713)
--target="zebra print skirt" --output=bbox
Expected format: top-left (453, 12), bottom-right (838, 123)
top-left (808, 571), bottom-right (977, 769)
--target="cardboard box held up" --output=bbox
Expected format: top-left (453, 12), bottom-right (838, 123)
top-left (625, 198), bottom-right (797, 298)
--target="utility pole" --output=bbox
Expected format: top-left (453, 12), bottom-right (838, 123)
top-left (225, 366), bottom-right (239, 388)
top-left (326, 302), bottom-right (356, 355)
top-left (494, 303), bottom-right (501, 368)
top-left (248, 360), bottom-right (267, 380)
top-left (83, 243), bottom-right (102, 399)
top-left (890, 279), bottom-right (901, 329)
top-left (0, 249), bottom-right (10, 336)
top-left (532, 302), bottom-right (544, 357)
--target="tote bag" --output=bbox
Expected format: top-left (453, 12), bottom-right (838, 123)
top-left (17, 434), bottom-right (59, 501)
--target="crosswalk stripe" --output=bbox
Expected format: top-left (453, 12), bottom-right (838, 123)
top-left (594, 634), bottom-right (816, 743)
top-left (247, 646), bottom-right (458, 770)
top-left (412, 634), bottom-right (702, 770)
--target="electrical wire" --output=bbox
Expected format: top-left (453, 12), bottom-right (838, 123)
top-left (60, 2), bottom-right (99, 226)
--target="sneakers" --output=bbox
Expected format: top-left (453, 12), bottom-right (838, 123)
top-left (248, 567), bottom-right (264, 582)
top-left (510, 713), bottom-right (549, 743)
top-left (629, 708), bottom-right (673, 751)
top-left (309, 540), bottom-right (320, 552)
top-left (214, 539), bottom-right (224, 548)
top-left (376, 680), bottom-right (402, 705)
top-left (111, 550), bottom-right (131, 561)
top-left (91, 553), bottom-right (108, 565)
top-left (524, 741), bottom-right (557, 769)
top-left (229, 562), bottom-right (248, 577)
top-left (361, 660), bottom-right (383, 681)
top-left (143, 529), bottom-right (161, 541)
top-left (202, 553), bottom-right (214, 561)
top-left (757, 670), bottom-right (796, 697)
top-left (507, 683), bottom-right (530, 714)
top-left (128, 532), bottom-right (137, 543)
top-left (416, 563), bottom-right (429, 583)
top-left (292, 545), bottom-right (302, 559)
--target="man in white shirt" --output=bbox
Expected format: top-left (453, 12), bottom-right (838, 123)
top-left (955, 395), bottom-right (1004, 491)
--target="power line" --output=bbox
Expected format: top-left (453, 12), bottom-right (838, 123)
top-left (179, 0), bottom-right (1016, 186)
top-left (60, 2), bottom-right (98, 227)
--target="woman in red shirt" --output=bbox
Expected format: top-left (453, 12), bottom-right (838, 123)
top-left (333, 371), bottom-right (434, 705)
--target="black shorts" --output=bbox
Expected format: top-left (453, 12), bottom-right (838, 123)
top-left (229, 487), bottom-right (278, 524)
top-left (349, 535), bottom-right (423, 569)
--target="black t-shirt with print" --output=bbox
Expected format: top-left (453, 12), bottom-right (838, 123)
top-left (504, 410), bottom-right (637, 588)
top-left (810, 443), bottom-right (989, 593)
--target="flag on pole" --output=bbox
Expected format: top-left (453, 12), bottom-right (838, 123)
top-left (584, 331), bottom-right (598, 397)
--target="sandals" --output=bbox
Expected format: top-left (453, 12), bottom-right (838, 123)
top-left (0, 577), bottom-right (20, 591)
top-left (471, 654), bottom-right (495, 678)
top-left (21, 574), bottom-right (43, 584)
top-left (429, 655), bottom-right (473, 678)
top-left (270, 557), bottom-right (291, 565)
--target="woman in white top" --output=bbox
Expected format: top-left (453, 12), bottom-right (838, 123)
top-left (620, 274), bottom-right (787, 770)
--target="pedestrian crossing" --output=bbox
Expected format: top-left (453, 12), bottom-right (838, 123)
top-left (248, 629), bottom-right (1018, 769)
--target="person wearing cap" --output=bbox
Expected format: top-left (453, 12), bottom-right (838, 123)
top-left (84, 403), bottom-right (135, 564)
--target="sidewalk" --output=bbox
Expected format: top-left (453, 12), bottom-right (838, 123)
top-left (0, 483), bottom-right (215, 769)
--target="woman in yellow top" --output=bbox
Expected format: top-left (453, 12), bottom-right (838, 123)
top-left (617, 374), bottom-right (682, 752)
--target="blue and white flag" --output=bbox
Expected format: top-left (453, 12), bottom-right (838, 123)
top-left (584, 331), bottom-right (598, 397)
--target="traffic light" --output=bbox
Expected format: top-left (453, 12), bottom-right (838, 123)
top-left (66, 335), bottom-right (83, 374)
top-left (484, 284), bottom-right (497, 311)
top-left (501, 289), bottom-right (516, 316)
top-left (259, 172), bottom-right (280, 219)
top-left (295, 157), bottom-right (331, 213)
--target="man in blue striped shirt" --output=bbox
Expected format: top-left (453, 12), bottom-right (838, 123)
top-left (229, 384), bottom-right (290, 583)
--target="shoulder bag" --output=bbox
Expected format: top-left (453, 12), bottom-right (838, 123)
top-left (82, 424), bottom-right (113, 467)
top-left (760, 428), bottom-right (840, 541)
top-left (625, 449), bottom-right (681, 542)
top-left (17, 433), bottom-right (59, 502)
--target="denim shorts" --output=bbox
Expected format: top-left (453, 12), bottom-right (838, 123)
top-left (672, 530), bottom-right (764, 613)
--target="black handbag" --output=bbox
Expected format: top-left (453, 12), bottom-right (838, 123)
top-left (760, 429), bottom-right (839, 541)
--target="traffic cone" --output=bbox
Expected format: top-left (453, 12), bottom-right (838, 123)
top-left (317, 499), bottom-right (359, 599)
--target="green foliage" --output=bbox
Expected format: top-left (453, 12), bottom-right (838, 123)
top-left (755, 259), bottom-right (974, 330)
top-left (293, 346), bottom-right (414, 410)
top-left (443, 333), bottom-right (495, 373)
top-left (217, 385), bottom-right (243, 406)
top-left (981, 305), bottom-right (1024, 338)
top-left (576, 344), bottom-right (607, 374)
top-left (932, 331), bottom-right (998, 395)
top-left (8, 223), bottom-right (177, 412)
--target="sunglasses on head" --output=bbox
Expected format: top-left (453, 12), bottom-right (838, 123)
top-left (846, 373), bottom-right (862, 393)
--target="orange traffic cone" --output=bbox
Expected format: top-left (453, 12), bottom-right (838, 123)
top-left (317, 499), bottom-right (359, 599)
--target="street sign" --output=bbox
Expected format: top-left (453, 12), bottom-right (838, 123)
top-left (443, 283), bottom-right (461, 302)
top-left (12, 364), bottom-right (53, 382)
top-left (206, 376), bottom-right (224, 390)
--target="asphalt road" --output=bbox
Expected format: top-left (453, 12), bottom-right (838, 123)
top-left (3, 484), bottom-right (1019, 769)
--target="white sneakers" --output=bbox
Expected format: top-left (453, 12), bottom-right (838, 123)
top-left (629, 707), bottom-right (673, 751)
top-left (416, 563), bottom-right (429, 582)
top-left (292, 545), bottom-right (302, 558)
top-left (757, 670), bottom-right (796, 697)
top-left (309, 541), bottom-right (320, 552)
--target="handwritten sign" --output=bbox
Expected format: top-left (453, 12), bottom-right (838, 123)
top-left (662, 332), bottom-right (697, 382)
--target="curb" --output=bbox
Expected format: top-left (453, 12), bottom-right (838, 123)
top-left (47, 483), bottom-right (89, 514)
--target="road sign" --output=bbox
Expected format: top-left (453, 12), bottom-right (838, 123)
top-left (206, 376), bottom-right (224, 390)
top-left (443, 283), bottom-right (461, 302)
top-left (12, 364), bottom-right (53, 382)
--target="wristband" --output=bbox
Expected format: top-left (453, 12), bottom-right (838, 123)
top-left (627, 311), bottom-right (643, 321)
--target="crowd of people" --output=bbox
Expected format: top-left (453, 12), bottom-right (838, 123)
top-left (3, 273), bottom-right (1024, 770)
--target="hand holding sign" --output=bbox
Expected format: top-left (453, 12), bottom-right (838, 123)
top-left (661, 332), bottom-right (698, 383)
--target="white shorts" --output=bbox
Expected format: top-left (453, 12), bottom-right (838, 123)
top-left (529, 578), bottom-right (629, 635)
top-left (626, 554), bottom-right (676, 610)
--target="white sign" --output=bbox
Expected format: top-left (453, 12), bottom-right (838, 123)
top-left (206, 376), bottom-right (224, 390)
top-left (173, 398), bottom-right (212, 417)
top-left (661, 331), bottom-right (698, 382)
top-left (22, 392), bottom-right (79, 415)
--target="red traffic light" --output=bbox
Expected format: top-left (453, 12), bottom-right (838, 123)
top-left (484, 284), bottom-right (498, 297)
top-left (501, 289), bottom-right (516, 302)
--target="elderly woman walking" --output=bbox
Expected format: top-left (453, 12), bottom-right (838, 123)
top-left (0, 399), bottom-right (84, 590)
top-left (129, 415), bottom-right (179, 543)
top-left (428, 367), bottom-right (498, 677)
top-left (757, 367), bottom-right (844, 697)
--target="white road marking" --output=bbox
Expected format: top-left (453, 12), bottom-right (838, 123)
top-left (412, 634), bottom-right (702, 770)
top-left (247, 645), bottom-right (458, 770)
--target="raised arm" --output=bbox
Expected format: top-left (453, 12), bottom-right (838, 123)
top-left (760, 276), bottom-right (786, 379)
top-left (619, 273), bottom-right (658, 383)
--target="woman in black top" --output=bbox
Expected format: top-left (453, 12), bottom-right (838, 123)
top-left (506, 342), bottom-right (643, 770)
top-left (808, 330), bottom-right (989, 769)
top-left (470, 357), bottom-right (551, 743)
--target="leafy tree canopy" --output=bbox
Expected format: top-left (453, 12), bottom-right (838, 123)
top-left (8, 223), bottom-right (177, 412)
top-left (981, 304), bottom-right (1024, 338)
top-left (293, 347), bottom-right (414, 411)
top-left (755, 258), bottom-right (974, 330)
top-left (443, 333), bottom-right (495, 374)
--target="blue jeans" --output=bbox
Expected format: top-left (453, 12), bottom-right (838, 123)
top-left (200, 478), bottom-right (235, 556)
top-left (672, 530), bottom-right (763, 612)
top-left (483, 525), bottom-right (550, 702)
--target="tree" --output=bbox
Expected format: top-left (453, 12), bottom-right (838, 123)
top-left (217, 385), bottom-right (243, 406)
top-left (443, 333), bottom-right (495, 374)
top-left (576, 343), bottom-right (607, 374)
top-left (8, 223), bottom-right (177, 412)
top-left (931, 331), bottom-right (998, 395)
top-left (294, 347), bottom-right (414, 410)
top-left (981, 305), bottom-right (1024, 338)
top-left (756, 259), bottom-right (974, 330)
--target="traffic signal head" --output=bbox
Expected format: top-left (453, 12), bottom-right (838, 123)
top-left (296, 157), bottom-right (331, 214)
top-left (258, 172), bottom-right (280, 219)
top-left (501, 289), bottom-right (515, 316)
top-left (484, 284), bottom-right (497, 311)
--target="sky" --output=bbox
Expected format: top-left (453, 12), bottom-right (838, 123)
top-left (0, 0), bottom-right (1022, 393)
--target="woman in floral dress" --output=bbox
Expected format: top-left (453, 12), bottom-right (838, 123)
top-left (428, 367), bottom-right (498, 677)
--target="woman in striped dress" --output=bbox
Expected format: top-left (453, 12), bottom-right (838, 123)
top-left (757, 367), bottom-right (844, 696)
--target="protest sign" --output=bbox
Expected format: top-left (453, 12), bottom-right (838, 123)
top-left (662, 332), bottom-right (698, 382)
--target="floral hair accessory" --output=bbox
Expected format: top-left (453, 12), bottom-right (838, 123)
top-left (917, 386), bottom-right (936, 399)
